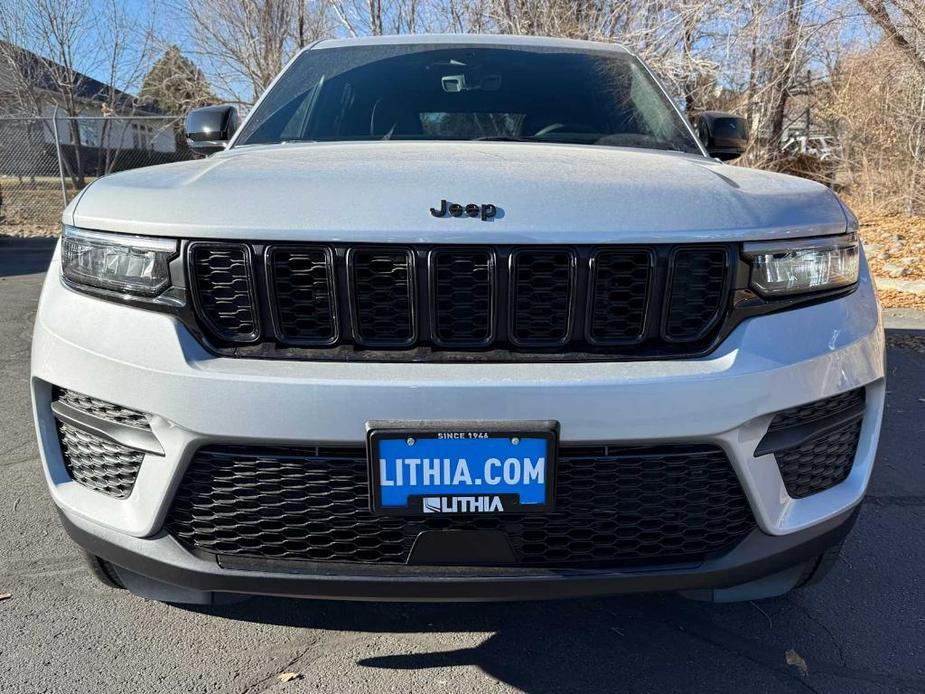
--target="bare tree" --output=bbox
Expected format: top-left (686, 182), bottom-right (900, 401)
top-left (177, 0), bottom-right (331, 105)
top-left (766, 0), bottom-right (806, 156)
top-left (858, 0), bottom-right (925, 76)
top-left (855, 0), bottom-right (925, 212)
top-left (0, 0), bottom-right (157, 186)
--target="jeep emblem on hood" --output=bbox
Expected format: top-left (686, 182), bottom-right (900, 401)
top-left (430, 199), bottom-right (497, 221)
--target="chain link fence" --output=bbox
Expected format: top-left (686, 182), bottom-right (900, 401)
top-left (0, 115), bottom-right (197, 237)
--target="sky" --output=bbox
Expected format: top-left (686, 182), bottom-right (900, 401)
top-left (10, 0), bottom-right (882, 106)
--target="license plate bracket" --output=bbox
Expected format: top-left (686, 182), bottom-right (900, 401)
top-left (366, 420), bottom-right (558, 516)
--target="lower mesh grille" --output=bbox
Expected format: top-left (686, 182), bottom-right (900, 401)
top-left (768, 389), bottom-right (865, 433)
top-left (52, 388), bottom-right (150, 498)
top-left (53, 387), bottom-right (149, 428)
top-left (57, 422), bottom-right (144, 499)
top-left (774, 421), bottom-right (862, 499)
top-left (165, 443), bottom-right (756, 568)
top-left (765, 388), bottom-right (865, 498)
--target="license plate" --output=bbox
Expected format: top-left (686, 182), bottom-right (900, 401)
top-left (367, 423), bottom-right (557, 515)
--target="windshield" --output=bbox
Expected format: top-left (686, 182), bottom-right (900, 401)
top-left (235, 43), bottom-right (703, 154)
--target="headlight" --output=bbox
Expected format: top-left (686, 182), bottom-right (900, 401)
top-left (61, 226), bottom-right (177, 296)
top-left (742, 233), bottom-right (859, 297)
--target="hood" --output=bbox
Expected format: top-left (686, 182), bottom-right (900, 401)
top-left (71, 141), bottom-right (848, 244)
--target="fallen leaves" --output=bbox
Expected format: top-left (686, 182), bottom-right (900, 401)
top-left (851, 209), bottom-right (925, 309)
top-left (859, 212), bottom-right (925, 283)
top-left (785, 649), bottom-right (809, 675)
top-left (877, 287), bottom-right (925, 310)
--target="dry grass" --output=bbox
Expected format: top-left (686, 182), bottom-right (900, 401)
top-left (0, 177), bottom-right (86, 236)
top-left (2, 185), bottom-right (924, 311)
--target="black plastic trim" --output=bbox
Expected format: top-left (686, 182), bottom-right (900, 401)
top-left (427, 247), bottom-right (498, 348)
top-left (660, 245), bottom-right (733, 343)
top-left (264, 244), bottom-right (339, 346)
top-left (50, 401), bottom-right (163, 455)
top-left (585, 246), bottom-right (655, 346)
top-left (346, 246), bottom-right (417, 348)
top-left (755, 403), bottom-right (866, 457)
top-left (57, 506), bottom-right (860, 602)
top-left (186, 242), bottom-right (262, 343)
top-left (508, 247), bottom-right (578, 348)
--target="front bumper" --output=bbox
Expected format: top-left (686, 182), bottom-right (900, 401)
top-left (32, 247), bottom-right (885, 599)
top-left (59, 504), bottom-right (860, 603)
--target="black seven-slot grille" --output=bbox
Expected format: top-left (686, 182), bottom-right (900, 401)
top-left (165, 443), bottom-right (756, 568)
top-left (187, 243), bottom-right (733, 358)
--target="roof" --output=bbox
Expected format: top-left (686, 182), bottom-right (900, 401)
top-left (312, 33), bottom-right (630, 55)
top-left (0, 41), bottom-right (161, 114)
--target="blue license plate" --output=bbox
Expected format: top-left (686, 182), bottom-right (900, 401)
top-left (368, 425), bottom-right (557, 515)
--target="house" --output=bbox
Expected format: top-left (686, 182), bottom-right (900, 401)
top-left (0, 40), bottom-right (177, 180)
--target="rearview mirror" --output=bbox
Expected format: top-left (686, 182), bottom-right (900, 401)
top-left (694, 112), bottom-right (748, 161)
top-left (185, 105), bottom-right (239, 155)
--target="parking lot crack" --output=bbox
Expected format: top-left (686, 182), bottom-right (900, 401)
top-left (236, 638), bottom-right (321, 694)
top-left (785, 597), bottom-right (847, 667)
top-left (864, 495), bottom-right (925, 508)
top-left (655, 611), bottom-right (925, 692)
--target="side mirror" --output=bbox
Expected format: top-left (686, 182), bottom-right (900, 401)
top-left (694, 111), bottom-right (748, 161)
top-left (185, 105), bottom-right (239, 155)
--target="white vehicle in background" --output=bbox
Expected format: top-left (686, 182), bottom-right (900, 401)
top-left (32, 35), bottom-right (883, 605)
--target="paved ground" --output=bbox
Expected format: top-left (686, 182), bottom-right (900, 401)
top-left (0, 239), bottom-right (923, 694)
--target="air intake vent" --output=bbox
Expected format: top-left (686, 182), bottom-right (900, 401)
top-left (663, 247), bottom-right (729, 342)
top-left (431, 249), bottom-right (494, 346)
top-left (268, 246), bottom-right (337, 344)
top-left (774, 420), bottom-right (862, 498)
top-left (57, 423), bottom-right (144, 499)
top-left (54, 388), bottom-right (149, 428)
top-left (186, 242), bottom-right (738, 359)
top-left (51, 389), bottom-right (151, 499)
top-left (165, 443), bottom-right (755, 568)
top-left (588, 249), bottom-right (653, 344)
top-left (510, 249), bottom-right (574, 346)
top-left (188, 243), bottom-right (259, 342)
top-left (349, 248), bottom-right (415, 346)
top-left (761, 388), bottom-right (865, 498)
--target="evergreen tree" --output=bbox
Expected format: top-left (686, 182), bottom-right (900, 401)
top-left (140, 46), bottom-right (216, 115)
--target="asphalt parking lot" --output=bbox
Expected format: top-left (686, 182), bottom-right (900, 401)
top-left (0, 238), bottom-right (923, 694)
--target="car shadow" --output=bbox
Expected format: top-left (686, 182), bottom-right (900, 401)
top-left (0, 236), bottom-right (56, 277)
top-left (183, 592), bottom-right (848, 692)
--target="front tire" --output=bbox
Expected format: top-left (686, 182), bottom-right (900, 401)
top-left (80, 550), bottom-right (125, 590)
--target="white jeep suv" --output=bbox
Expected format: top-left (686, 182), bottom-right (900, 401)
top-left (31, 35), bottom-right (884, 604)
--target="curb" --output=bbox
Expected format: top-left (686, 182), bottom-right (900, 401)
top-left (874, 277), bottom-right (925, 295)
